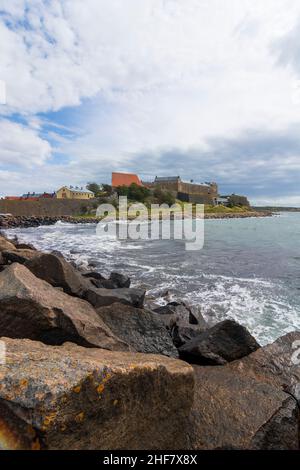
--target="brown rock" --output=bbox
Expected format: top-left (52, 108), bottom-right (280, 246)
top-left (25, 252), bottom-right (90, 297)
top-left (230, 331), bottom-right (300, 403)
top-left (0, 337), bottom-right (194, 450)
top-left (0, 263), bottom-right (128, 351)
top-left (96, 303), bottom-right (178, 358)
top-left (189, 364), bottom-right (299, 450)
top-left (0, 235), bottom-right (15, 252)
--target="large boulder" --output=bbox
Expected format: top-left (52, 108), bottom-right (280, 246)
top-left (25, 252), bottom-right (90, 298)
top-left (189, 364), bottom-right (299, 450)
top-left (0, 235), bottom-right (15, 252)
top-left (84, 286), bottom-right (145, 308)
top-left (96, 303), bottom-right (178, 358)
top-left (230, 331), bottom-right (300, 404)
top-left (179, 319), bottom-right (260, 365)
top-left (2, 248), bottom-right (40, 264)
top-left (0, 337), bottom-right (194, 450)
top-left (0, 263), bottom-right (128, 351)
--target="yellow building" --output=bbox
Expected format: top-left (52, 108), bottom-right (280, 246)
top-left (56, 186), bottom-right (94, 200)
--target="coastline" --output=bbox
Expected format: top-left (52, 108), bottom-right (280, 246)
top-left (0, 228), bottom-right (299, 450)
top-left (0, 210), bottom-right (273, 229)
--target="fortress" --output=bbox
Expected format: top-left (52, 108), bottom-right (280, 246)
top-left (145, 176), bottom-right (218, 204)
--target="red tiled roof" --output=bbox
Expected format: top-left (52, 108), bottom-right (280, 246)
top-left (112, 172), bottom-right (143, 187)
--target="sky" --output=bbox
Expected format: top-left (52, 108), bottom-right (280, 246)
top-left (1, 0), bottom-right (300, 205)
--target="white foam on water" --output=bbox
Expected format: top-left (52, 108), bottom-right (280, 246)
top-left (4, 218), bottom-right (300, 346)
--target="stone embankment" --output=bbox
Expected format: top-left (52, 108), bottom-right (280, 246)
top-left (0, 210), bottom-right (273, 230)
top-left (0, 231), bottom-right (298, 450)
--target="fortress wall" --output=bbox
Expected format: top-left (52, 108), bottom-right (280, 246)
top-left (0, 198), bottom-right (98, 216)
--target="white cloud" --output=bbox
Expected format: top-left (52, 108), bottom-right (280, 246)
top-left (0, 119), bottom-right (51, 167)
top-left (1, 0), bottom-right (300, 199)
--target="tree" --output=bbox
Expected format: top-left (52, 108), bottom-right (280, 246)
top-left (86, 182), bottom-right (101, 196)
top-left (153, 187), bottom-right (176, 205)
top-left (116, 183), bottom-right (150, 202)
top-left (102, 184), bottom-right (113, 195)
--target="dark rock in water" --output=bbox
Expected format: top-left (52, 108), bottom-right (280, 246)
top-left (179, 319), bottom-right (260, 365)
top-left (189, 364), bottom-right (299, 450)
top-left (0, 263), bottom-right (128, 351)
top-left (2, 248), bottom-right (41, 264)
top-left (82, 271), bottom-right (106, 281)
top-left (25, 252), bottom-right (90, 298)
top-left (153, 301), bottom-right (208, 348)
top-left (109, 272), bottom-right (131, 288)
top-left (96, 302), bottom-right (178, 358)
top-left (230, 331), bottom-right (300, 405)
top-left (82, 271), bottom-right (131, 289)
top-left (84, 286), bottom-right (145, 308)
top-left (0, 337), bottom-right (193, 450)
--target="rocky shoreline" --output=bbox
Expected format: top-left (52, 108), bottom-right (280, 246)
top-left (0, 210), bottom-right (273, 229)
top-left (0, 231), bottom-right (298, 450)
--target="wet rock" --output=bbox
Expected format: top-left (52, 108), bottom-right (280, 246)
top-left (179, 320), bottom-right (260, 365)
top-left (0, 263), bottom-right (128, 351)
top-left (109, 272), bottom-right (131, 288)
top-left (96, 302), bottom-right (178, 358)
top-left (25, 252), bottom-right (90, 298)
top-left (0, 337), bottom-right (194, 450)
top-left (2, 248), bottom-right (41, 264)
top-left (84, 286), bottom-right (145, 308)
top-left (189, 364), bottom-right (299, 450)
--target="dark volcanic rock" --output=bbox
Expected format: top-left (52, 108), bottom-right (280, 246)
top-left (96, 302), bottom-right (178, 358)
top-left (189, 364), bottom-right (299, 450)
top-left (84, 286), bottom-right (145, 308)
top-left (0, 337), bottom-right (194, 450)
top-left (25, 252), bottom-right (90, 298)
top-left (179, 319), bottom-right (260, 365)
top-left (0, 263), bottom-right (128, 351)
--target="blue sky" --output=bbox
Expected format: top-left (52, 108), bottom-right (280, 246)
top-left (1, 0), bottom-right (300, 205)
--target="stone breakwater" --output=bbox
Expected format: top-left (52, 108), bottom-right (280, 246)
top-left (0, 232), bottom-right (299, 450)
top-left (0, 210), bottom-right (273, 229)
